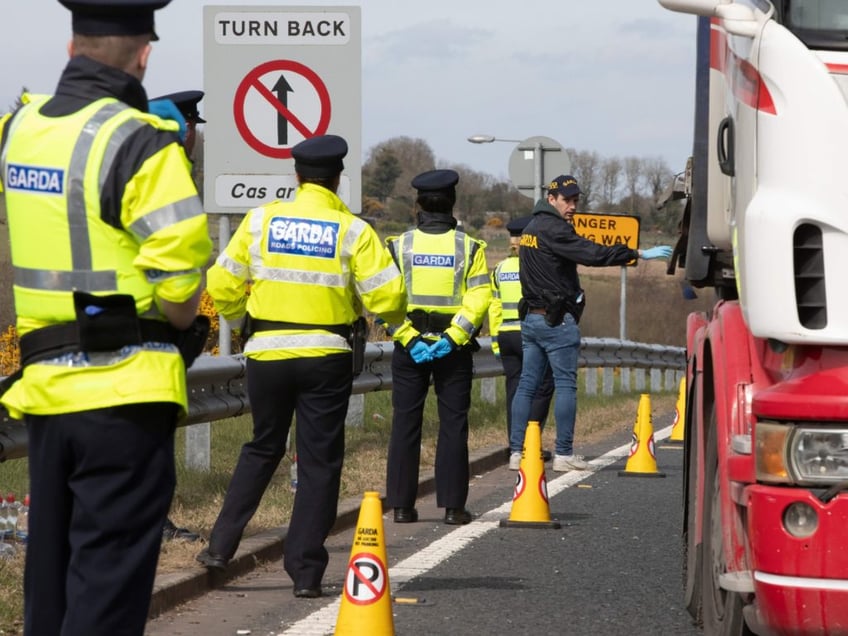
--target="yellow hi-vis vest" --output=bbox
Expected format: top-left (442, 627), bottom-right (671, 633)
top-left (0, 94), bottom-right (212, 418)
top-left (489, 255), bottom-right (523, 339)
top-left (388, 228), bottom-right (491, 347)
top-left (207, 183), bottom-right (407, 361)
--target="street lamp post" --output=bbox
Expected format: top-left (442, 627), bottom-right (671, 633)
top-left (468, 134), bottom-right (564, 202)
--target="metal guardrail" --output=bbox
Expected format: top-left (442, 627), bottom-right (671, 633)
top-left (0, 336), bottom-right (684, 462)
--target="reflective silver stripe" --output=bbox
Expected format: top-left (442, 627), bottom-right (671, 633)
top-left (501, 319), bottom-right (521, 328)
top-left (357, 263), bottom-right (400, 295)
top-left (247, 206), bottom-right (267, 272)
top-left (467, 274), bottom-right (490, 288)
top-left (453, 314), bottom-right (475, 334)
top-left (14, 266), bottom-right (116, 291)
top-left (502, 301), bottom-right (519, 311)
top-left (67, 102), bottom-right (127, 271)
top-left (97, 115), bottom-right (144, 194)
top-left (253, 266), bottom-right (346, 288)
top-left (409, 294), bottom-right (455, 306)
top-left (245, 332), bottom-right (350, 353)
top-left (128, 195), bottom-right (205, 240)
top-left (216, 252), bottom-right (249, 279)
top-left (341, 217), bottom-right (366, 258)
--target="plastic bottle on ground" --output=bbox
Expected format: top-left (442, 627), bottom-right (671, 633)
top-left (5, 494), bottom-right (18, 542)
top-left (0, 494), bottom-right (8, 541)
top-left (15, 494), bottom-right (29, 544)
top-left (290, 455), bottom-right (298, 492)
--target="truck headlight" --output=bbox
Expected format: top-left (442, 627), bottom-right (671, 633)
top-left (790, 428), bottom-right (848, 484)
top-left (756, 421), bottom-right (848, 485)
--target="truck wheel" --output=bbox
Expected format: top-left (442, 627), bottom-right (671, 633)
top-left (701, 421), bottom-right (751, 635)
top-left (683, 411), bottom-right (703, 624)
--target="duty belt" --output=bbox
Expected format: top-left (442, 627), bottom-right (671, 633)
top-left (19, 319), bottom-right (180, 367)
top-left (246, 317), bottom-right (352, 340)
top-left (407, 310), bottom-right (452, 334)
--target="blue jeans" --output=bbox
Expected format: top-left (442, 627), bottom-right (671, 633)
top-left (509, 312), bottom-right (580, 455)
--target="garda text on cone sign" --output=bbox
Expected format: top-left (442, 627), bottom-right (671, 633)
top-left (203, 6), bottom-right (362, 213)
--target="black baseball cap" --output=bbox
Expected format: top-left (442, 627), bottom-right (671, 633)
top-left (547, 175), bottom-right (581, 198)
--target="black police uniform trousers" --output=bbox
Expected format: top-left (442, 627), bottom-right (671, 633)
top-left (207, 353), bottom-right (352, 589)
top-left (386, 341), bottom-right (473, 511)
top-left (24, 402), bottom-right (178, 636)
top-left (497, 330), bottom-right (555, 440)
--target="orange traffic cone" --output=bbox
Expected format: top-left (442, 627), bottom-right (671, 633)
top-left (618, 394), bottom-right (666, 478)
top-left (668, 376), bottom-right (686, 443)
top-left (334, 491), bottom-right (394, 636)
top-left (500, 421), bottom-right (561, 529)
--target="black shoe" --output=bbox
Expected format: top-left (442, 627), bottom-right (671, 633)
top-left (444, 508), bottom-right (472, 525)
top-left (196, 548), bottom-right (228, 571)
top-left (293, 586), bottom-right (322, 598)
top-left (163, 518), bottom-right (201, 542)
top-left (542, 449), bottom-right (553, 462)
top-left (393, 507), bottom-right (418, 523)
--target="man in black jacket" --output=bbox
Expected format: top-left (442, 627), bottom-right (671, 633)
top-left (510, 175), bottom-right (671, 472)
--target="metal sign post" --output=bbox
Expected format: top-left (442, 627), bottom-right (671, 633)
top-left (203, 6), bottom-right (362, 213)
top-left (571, 212), bottom-right (641, 341)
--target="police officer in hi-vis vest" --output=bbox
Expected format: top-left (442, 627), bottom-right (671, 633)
top-left (197, 134), bottom-right (407, 599)
top-left (0, 1), bottom-right (212, 633)
top-left (489, 215), bottom-right (554, 466)
top-left (147, 89), bottom-right (207, 544)
top-left (384, 169), bottom-right (492, 526)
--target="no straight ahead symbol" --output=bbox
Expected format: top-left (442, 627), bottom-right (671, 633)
top-left (233, 59), bottom-right (332, 159)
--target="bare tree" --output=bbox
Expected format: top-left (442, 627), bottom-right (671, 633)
top-left (568, 148), bottom-right (601, 212)
top-left (623, 156), bottom-right (643, 213)
top-left (643, 156), bottom-right (674, 205)
top-left (599, 156), bottom-right (623, 210)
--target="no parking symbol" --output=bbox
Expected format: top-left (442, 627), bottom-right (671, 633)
top-left (233, 59), bottom-right (331, 159)
top-left (343, 552), bottom-right (388, 605)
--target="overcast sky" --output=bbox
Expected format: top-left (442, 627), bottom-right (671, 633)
top-left (0, 1), bottom-right (698, 181)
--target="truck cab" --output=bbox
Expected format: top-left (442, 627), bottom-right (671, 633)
top-left (659, 1), bottom-right (848, 634)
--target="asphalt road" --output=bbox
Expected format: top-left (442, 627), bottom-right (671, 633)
top-left (145, 417), bottom-right (699, 636)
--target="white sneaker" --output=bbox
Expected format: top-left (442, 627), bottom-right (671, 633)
top-left (553, 454), bottom-right (589, 472)
top-left (509, 452), bottom-right (522, 470)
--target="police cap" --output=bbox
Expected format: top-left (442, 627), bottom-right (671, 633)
top-left (150, 90), bottom-right (206, 123)
top-left (411, 169), bottom-right (459, 194)
top-left (59, 0), bottom-right (170, 40)
top-left (292, 134), bottom-right (348, 178)
top-left (505, 215), bottom-right (533, 237)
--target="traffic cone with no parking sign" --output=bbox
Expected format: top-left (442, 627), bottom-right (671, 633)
top-left (334, 491), bottom-right (394, 636)
top-left (669, 376), bottom-right (686, 443)
top-left (500, 421), bottom-right (561, 529)
top-left (618, 394), bottom-right (666, 478)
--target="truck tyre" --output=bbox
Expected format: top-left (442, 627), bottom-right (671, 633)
top-left (701, 415), bottom-right (752, 635)
top-left (682, 379), bottom-right (702, 623)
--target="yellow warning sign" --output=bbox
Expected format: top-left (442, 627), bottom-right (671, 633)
top-left (572, 212), bottom-right (640, 251)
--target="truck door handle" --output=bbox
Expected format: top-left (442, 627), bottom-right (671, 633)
top-left (717, 116), bottom-right (735, 177)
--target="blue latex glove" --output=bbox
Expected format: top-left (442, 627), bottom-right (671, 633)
top-left (148, 99), bottom-right (187, 143)
top-left (429, 337), bottom-right (454, 360)
top-left (641, 245), bottom-right (673, 261)
top-left (409, 341), bottom-right (433, 364)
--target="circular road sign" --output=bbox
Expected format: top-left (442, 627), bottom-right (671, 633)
top-left (233, 59), bottom-right (331, 160)
top-left (508, 135), bottom-right (571, 200)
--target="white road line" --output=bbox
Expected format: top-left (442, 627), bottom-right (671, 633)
top-left (278, 426), bottom-right (672, 635)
